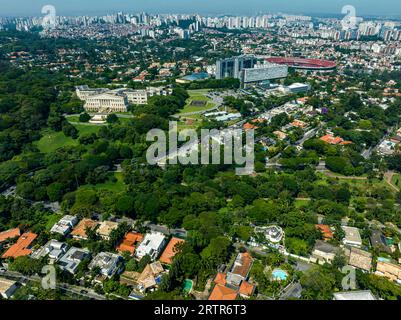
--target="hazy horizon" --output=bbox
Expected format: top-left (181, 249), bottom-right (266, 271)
top-left (1, 0), bottom-right (401, 18)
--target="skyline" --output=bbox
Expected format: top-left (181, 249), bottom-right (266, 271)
top-left (1, 0), bottom-right (401, 17)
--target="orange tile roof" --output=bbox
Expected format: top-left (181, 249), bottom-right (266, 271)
top-left (239, 281), bottom-right (255, 297)
top-left (243, 123), bottom-right (259, 130)
top-left (71, 219), bottom-right (98, 239)
top-left (320, 134), bottom-right (352, 145)
top-left (231, 252), bottom-right (253, 278)
top-left (316, 224), bottom-right (334, 240)
top-left (117, 232), bottom-right (144, 254)
top-left (0, 228), bottom-right (21, 243)
top-left (213, 272), bottom-right (227, 286)
top-left (2, 232), bottom-right (37, 259)
top-left (208, 284), bottom-right (238, 301)
top-left (159, 237), bottom-right (185, 264)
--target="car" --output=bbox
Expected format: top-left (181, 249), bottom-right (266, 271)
top-left (0, 268), bottom-right (7, 273)
top-left (80, 290), bottom-right (88, 294)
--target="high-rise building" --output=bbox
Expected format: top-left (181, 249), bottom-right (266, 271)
top-left (215, 55), bottom-right (258, 80)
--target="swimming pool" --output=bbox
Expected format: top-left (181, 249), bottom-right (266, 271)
top-left (271, 269), bottom-right (288, 281)
top-left (183, 279), bottom-right (193, 294)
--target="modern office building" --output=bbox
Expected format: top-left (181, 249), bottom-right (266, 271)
top-left (240, 62), bottom-right (288, 85)
top-left (216, 55), bottom-right (287, 87)
top-left (215, 55), bottom-right (258, 80)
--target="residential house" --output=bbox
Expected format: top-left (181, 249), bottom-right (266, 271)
top-left (58, 247), bottom-right (91, 274)
top-left (116, 232), bottom-right (144, 255)
top-left (333, 290), bottom-right (377, 300)
top-left (0, 277), bottom-right (18, 299)
top-left (348, 247), bottom-right (372, 272)
top-left (226, 252), bottom-right (254, 288)
top-left (315, 224), bottom-right (334, 241)
top-left (31, 240), bottom-right (68, 263)
top-left (50, 215), bottom-right (78, 236)
top-left (71, 219), bottom-right (99, 240)
top-left (370, 230), bottom-right (392, 254)
top-left (312, 240), bottom-right (341, 264)
top-left (0, 228), bottom-right (21, 243)
top-left (342, 226), bottom-right (362, 247)
top-left (159, 237), bottom-right (185, 265)
top-left (136, 261), bottom-right (165, 293)
top-left (97, 221), bottom-right (119, 241)
top-left (375, 261), bottom-right (401, 284)
top-left (1, 232), bottom-right (37, 259)
top-left (208, 284), bottom-right (238, 300)
top-left (135, 232), bottom-right (166, 261)
top-left (89, 252), bottom-right (123, 278)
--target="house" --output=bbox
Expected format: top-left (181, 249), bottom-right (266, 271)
top-left (88, 252), bottom-right (123, 278)
top-left (375, 261), bottom-right (401, 283)
top-left (320, 134), bottom-right (352, 146)
top-left (348, 247), bottom-right (372, 272)
top-left (226, 252), bottom-right (254, 288)
top-left (31, 240), bottom-right (68, 263)
top-left (333, 290), bottom-right (377, 300)
top-left (210, 252), bottom-right (255, 300)
top-left (135, 232), bottom-right (167, 261)
top-left (50, 215), bottom-right (78, 236)
top-left (71, 219), bottom-right (99, 240)
top-left (116, 232), bottom-right (144, 255)
top-left (312, 240), bottom-right (341, 264)
top-left (58, 247), bottom-right (91, 274)
top-left (97, 221), bottom-right (119, 241)
top-left (136, 261), bottom-right (165, 292)
top-left (370, 230), bottom-right (392, 254)
top-left (1, 232), bottom-right (37, 259)
top-left (342, 226), bottom-right (362, 247)
top-left (208, 284), bottom-right (238, 300)
top-left (0, 277), bottom-right (18, 299)
top-left (159, 237), bottom-right (185, 265)
top-left (0, 228), bottom-right (21, 243)
top-left (315, 224), bottom-right (334, 241)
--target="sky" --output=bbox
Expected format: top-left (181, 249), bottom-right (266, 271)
top-left (1, 0), bottom-right (401, 17)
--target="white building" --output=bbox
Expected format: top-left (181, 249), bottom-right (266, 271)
top-left (135, 232), bottom-right (167, 261)
top-left (58, 247), bottom-right (91, 274)
top-left (0, 277), bottom-right (18, 299)
top-left (342, 226), bottom-right (363, 247)
top-left (31, 240), bottom-right (68, 263)
top-left (76, 85), bottom-right (173, 114)
top-left (50, 215), bottom-right (78, 236)
top-left (88, 252), bottom-right (123, 278)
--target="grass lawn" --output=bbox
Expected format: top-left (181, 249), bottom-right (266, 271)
top-left (78, 172), bottom-right (126, 193)
top-left (36, 130), bottom-right (78, 153)
top-left (294, 199), bottom-right (311, 208)
top-left (45, 213), bottom-right (61, 231)
top-left (391, 174), bottom-right (401, 189)
top-left (178, 90), bottom-right (216, 114)
top-left (36, 125), bottom-right (102, 153)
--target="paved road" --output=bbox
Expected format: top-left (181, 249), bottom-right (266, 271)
top-left (1, 270), bottom-right (106, 300)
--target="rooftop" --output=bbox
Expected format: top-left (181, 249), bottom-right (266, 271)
top-left (159, 237), bottom-right (185, 265)
top-left (208, 284), bottom-right (238, 301)
top-left (71, 219), bottom-right (98, 239)
top-left (116, 232), bottom-right (144, 255)
top-left (2, 232), bottom-right (37, 259)
top-left (333, 290), bottom-right (377, 300)
top-left (0, 228), bottom-right (21, 243)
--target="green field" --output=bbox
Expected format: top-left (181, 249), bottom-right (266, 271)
top-left (178, 90), bottom-right (216, 114)
top-left (391, 174), bottom-right (401, 189)
top-left (78, 172), bottom-right (126, 193)
top-left (36, 125), bottom-right (101, 153)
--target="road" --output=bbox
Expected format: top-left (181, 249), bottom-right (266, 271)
top-left (384, 171), bottom-right (400, 192)
top-left (1, 270), bottom-right (106, 300)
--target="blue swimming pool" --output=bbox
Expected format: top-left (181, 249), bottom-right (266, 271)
top-left (272, 269), bottom-right (288, 281)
